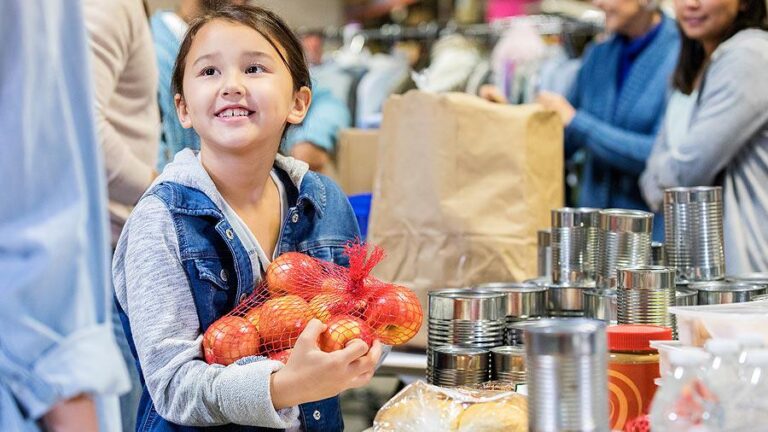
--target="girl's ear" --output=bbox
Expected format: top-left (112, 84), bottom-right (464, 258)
top-left (286, 86), bottom-right (312, 125)
top-left (175, 94), bottom-right (193, 129)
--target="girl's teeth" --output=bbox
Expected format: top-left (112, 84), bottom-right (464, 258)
top-left (219, 108), bottom-right (249, 117)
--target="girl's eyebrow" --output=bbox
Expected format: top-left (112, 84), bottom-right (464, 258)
top-left (192, 52), bottom-right (220, 67)
top-left (242, 51), bottom-right (274, 61)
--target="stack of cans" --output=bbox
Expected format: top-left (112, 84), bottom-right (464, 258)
top-left (427, 289), bottom-right (506, 384)
top-left (596, 209), bottom-right (653, 288)
top-left (664, 187), bottom-right (725, 282)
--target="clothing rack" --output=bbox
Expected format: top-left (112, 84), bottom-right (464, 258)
top-left (317, 14), bottom-right (602, 45)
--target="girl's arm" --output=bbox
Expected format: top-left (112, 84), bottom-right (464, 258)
top-left (640, 42), bottom-right (768, 202)
top-left (114, 197), bottom-right (300, 428)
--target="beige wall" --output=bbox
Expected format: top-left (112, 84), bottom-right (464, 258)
top-left (147, 0), bottom-right (344, 29)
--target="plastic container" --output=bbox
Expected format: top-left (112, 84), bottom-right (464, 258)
top-left (607, 325), bottom-right (673, 431)
top-left (347, 193), bottom-right (372, 238)
top-left (670, 301), bottom-right (768, 347)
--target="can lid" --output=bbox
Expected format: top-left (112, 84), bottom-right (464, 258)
top-left (607, 325), bottom-right (673, 352)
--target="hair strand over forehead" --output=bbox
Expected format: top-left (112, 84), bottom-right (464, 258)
top-left (171, 4), bottom-right (311, 98)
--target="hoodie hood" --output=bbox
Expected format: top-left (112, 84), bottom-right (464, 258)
top-left (147, 148), bottom-right (310, 212)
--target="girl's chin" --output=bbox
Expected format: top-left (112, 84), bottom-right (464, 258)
top-left (202, 137), bottom-right (275, 154)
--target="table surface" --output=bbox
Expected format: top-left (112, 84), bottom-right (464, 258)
top-left (378, 350), bottom-right (427, 378)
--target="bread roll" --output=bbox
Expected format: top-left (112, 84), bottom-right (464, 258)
top-left (456, 401), bottom-right (527, 432)
top-left (376, 394), bottom-right (464, 432)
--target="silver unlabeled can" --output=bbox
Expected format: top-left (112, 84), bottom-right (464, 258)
top-left (664, 187), bottom-right (725, 282)
top-left (550, 208), bottom-right (600, 285)
top-left (617, 266), bottom-right (676, 331)
top-left (596, 209), bottom-right (653, 288)
top-left (525, 319), bottom-right (609, 432)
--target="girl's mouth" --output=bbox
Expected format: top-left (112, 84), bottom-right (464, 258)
top-left (216, 107), bottom-right (255, 119)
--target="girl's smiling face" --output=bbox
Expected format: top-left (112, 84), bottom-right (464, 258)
top-left (175, 19), bottom-right (310, 153)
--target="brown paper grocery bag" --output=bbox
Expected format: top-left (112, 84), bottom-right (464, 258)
top-left (368, 90), bottom-right (563, 348)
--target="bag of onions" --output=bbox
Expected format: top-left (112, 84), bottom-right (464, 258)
top-left (203, 242), bottom-right (424, 365)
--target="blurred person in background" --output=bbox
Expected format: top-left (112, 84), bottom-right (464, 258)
top-left (82, 0), bottom-right (160, 429)
top-left (641, 0), bottom-right (768, 273)
top-left (0, 0), bottom-right (130, 430)
top-left (534, 0), bottom-right (680, 241)
top-left (152, 0), bottom-right (247, 170)
top-left (283, 32), bottom-right (352, 173)
top-left (301, 29), bottom-right (326, 66)
top-left (345, 0), bottom-right (421, 22)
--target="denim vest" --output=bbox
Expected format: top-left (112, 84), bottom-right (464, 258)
top-left (116, 167), bottom-right (360, 432)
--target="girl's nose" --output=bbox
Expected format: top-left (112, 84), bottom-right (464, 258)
top-left (221, 74), bottom-right (245, 97)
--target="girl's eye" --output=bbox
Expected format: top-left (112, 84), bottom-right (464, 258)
top-left (201, 67), bottom-right (217, 76)
top-left (246, 65), bottom-right (264, 74)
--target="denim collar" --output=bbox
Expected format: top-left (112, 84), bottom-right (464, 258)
top-left (150, 148), bottom-right (326, 218)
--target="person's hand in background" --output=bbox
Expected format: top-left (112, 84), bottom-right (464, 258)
top-left (479, 84), bottom-right (509, 104)
top-left (537, 91), bottom-right (576, 126)
top-left (41, 394), bottom-right (98, 432)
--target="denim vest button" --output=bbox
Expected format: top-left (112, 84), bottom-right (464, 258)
top-left (291, 213), bottom-right (299, 223)
top-left (225, 228), bottom-right (235, 239)
top-left (220, 269), bottom-right (228, 282)
top-left (312, 409), bottom-right (321, 421)
top-left (239, 293), bottom-right (247, 303)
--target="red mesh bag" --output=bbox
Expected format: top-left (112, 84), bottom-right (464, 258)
top-left (623, 415), bottom-right (650, 432)
top-left (202, 242), bottom-right (424, 365)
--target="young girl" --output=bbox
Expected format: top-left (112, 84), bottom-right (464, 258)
top-left (113, 5), bottom-right (382, 431)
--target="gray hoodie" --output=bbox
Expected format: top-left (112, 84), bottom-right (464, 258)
top-left (641, 29), bottom-right (768, 274)
top-left (113, 149), bottom-right (306, 428)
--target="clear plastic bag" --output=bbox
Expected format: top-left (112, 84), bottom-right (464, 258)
top-left (373, 381), bottom-right (527, 432)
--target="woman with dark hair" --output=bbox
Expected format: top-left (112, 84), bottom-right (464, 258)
top-left (640, 0), bottom-right (768, 273)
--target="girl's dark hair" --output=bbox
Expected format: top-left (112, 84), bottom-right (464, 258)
top-left (171, 4), bottom-right (311, 97)
top-left (673, 0), bottom-right (768, 94)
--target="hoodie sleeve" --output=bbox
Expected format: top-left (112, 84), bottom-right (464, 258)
top-left (113, 196), bottom-right (300, 427)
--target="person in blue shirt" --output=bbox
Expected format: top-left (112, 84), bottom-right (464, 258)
top-left (112, 6), bottom-right (382, 430)
top-left (537, 0), bottom-right (681, 240)
top-left (0, 1), bottom-right (130, 430)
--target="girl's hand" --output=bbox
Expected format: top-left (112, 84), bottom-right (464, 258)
top-left (270, 319), bottom-right (382, 409)
top-left (537, 91), bottom-right (576, 126)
